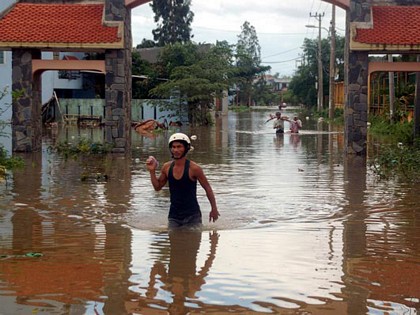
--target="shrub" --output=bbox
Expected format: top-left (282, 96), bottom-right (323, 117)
top-left (48, 138), bottom-right (113, 160)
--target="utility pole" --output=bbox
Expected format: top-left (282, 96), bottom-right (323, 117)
top-left (329, 5), bottom-right (336, 120)
top-left (414, 55), bottom-right (420, 137)
top-left (388, 54), bottom-right (395, 122)
top-left (310, 12), bottom-right (325, 112)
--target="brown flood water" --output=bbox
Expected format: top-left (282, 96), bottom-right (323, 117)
top-left (0, 108), bottom-right (419, 315)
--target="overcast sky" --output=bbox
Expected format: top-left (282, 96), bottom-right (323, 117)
top-left (131, 0), bottom-right (347, 77)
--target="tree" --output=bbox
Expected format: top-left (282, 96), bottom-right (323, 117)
top-left (0, 86), bottom-right (10, 123)
top-left (132, 42), bottom-right (200, 99)
top-left (289, 64), bottom-right (317, 107)
top-left (132, 50), bottom-right (162, 99)
top-left (289, 38), bottom-right (318, 108)
top-left (1, 86), bottom-right (24, 178)
top-left (252, 75), bottom-right (280, 106)
top-left (234, 21), bottom-right (270, 106)
top-left (158, 41), bottom-right (200, 76)
top-left (136, 39), bottom-right (157, 49)
top-left (334, 35), bottom-right (345, 81)
top-left (289, 34), bottom-right (345, 109)
top-left (149, 41), bottom-right (235, 125)
top-left (150, 0), bottom-right (194, 46)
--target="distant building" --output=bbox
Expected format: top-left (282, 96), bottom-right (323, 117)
top-left (263, 75), bottom-right (290, 93)
top-left (253, 74), bottom-right (290, 104)
top-left (136, 46), bottom-right (162, 63)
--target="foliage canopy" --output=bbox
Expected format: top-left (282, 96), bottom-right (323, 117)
top-left (234, 21), bottom-right (270, 106)
top-left (150, 0), bottom-right (194, 46)
top-left (149, 41), bottom-right (236, 124)
top-left (289, 35), bottom-right (345, 108)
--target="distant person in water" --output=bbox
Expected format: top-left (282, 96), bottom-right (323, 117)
top-left (146, 133), bottom-right (220, 229)
top-left (273, 112), bottom-right (287, 134)
top-left (265, 113), bottom-right (276, 123)
top-left (288, 116), bottom-right (303, 133)
top-left (278, 102), bottom-right (287, 111)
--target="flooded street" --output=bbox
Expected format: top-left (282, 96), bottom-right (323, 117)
top-left (0, 108), bottom-right (419, 315)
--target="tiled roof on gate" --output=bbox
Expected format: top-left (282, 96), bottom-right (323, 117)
top-left (355, 6), bottom-right (420, 45)
top-left (0, 3), bottom-right (123, 49)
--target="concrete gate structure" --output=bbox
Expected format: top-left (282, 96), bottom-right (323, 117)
top-left (310, 0), bottom-right (420, 155)
top-left (346, 0), bottom-right (420, 155)
top-left (0, 0), bottom-right (420, 154)
top-left (0, 0), bottom-right (149, 153)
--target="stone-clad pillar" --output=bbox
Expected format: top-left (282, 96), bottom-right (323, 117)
top-left (104, 0), bottom-right (132, 154)
top-left (345, 0), bottom-right (371, 155)
top-left (12, 49), bottom-right (42, 152)
top-left (345, 52), bottom-right (369, 155)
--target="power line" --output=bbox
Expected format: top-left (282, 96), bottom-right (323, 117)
top-left (262, 47), bottom-right (301, 59)
top-left (261, 56), bottom-right (302, 64)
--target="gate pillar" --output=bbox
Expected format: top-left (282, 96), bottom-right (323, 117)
top-left (345, 51), bottom-right (369, 155)
top-left (345, 0), bottom-right (370, 155)
top-left (104, 0), bottom-right (132, 154)
top-left (12, 49), bottom-right (42, 152)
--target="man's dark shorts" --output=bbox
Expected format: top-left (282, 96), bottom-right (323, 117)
top-left (168, 213), bottom-right (202, 229)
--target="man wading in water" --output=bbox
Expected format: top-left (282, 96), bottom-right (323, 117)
top-left (273, 111), bottom-right (287, 134)
top-left (146, 133), bottom-right (220, 229)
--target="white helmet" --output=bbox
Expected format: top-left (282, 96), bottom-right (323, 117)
top-left (168, 133), bottom-right (191, 149)
top-left (168, 133), bottom-right (192, 158)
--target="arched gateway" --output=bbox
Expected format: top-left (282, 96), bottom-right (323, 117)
top-left (0, 0), bottom-right (419, 155)
top-left (0, 0), bottom-right (150, 153)
top-left (346, 1), bottom-right (420, 154)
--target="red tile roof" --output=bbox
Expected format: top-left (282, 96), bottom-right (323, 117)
top-left (355, 6), bottom-right (420, 45)
top-left (0, 3), bottom-right (123, 48)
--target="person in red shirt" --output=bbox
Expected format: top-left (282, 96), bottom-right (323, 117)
top-left (288, 116), bottom-right (303, 133)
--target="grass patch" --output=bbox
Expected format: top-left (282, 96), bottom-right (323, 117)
top-left (229, 105), bottom-right (252, 112)
top-left (369, 142), bottom-right (420, 183)
top-left (368, 115), bottom-right (420, 183)
top-left (48, 138), bottom-right (113, 160)
top-left (0, 146), bottom-right (24, 181)
top-left (369, 115), bottom-right (414, 144)
top-left (47, 138), bottom-right (114, 182)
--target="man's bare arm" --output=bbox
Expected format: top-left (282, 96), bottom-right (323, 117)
top-left (193, 164), bottom-right (220, 222)
top-left (146, 156), bottom-right (168, 191)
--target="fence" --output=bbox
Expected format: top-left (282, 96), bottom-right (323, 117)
top-left (56, 98), bottom-right (188, 125)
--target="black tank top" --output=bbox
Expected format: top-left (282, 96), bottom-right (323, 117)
top-left (168, 160), bottom-right (201, 220)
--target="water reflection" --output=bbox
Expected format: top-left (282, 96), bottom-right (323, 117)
top-left (341, 157), bottom-right (420, 314)
top-left (1, 151), bottom-right (134, 314)
top-left (128, 230), bottom-right (219, 314)
top-left (0, 109), bottom-right (418, 314)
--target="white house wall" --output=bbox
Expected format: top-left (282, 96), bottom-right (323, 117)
top-left (0, 0), bottom-right (16, 133)
top-left (41, 52), bottom-right (84, 103)
top-left (0, 50), bottom-right (12, 153)
top-left (0, 51), bottom-right (12, 122)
